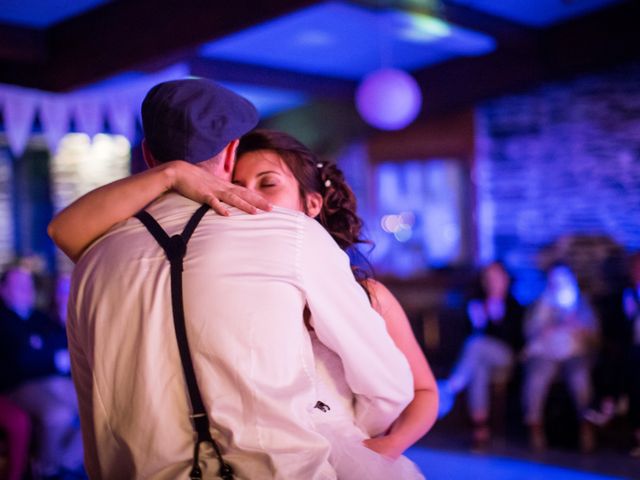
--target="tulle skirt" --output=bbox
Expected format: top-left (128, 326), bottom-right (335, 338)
top-left (316, 421), bottom-right (425, 480)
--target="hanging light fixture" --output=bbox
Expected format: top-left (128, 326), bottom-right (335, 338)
top-left (354, 0), bottom-right (438, 130)
top-left (355, 67), bottom-right (422, 130)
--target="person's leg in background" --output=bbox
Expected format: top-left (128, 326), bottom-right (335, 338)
top-left (446, 335), bottom-right (486, 393)
top-left (523, 357), bottom-right (558, 451)
top-left (437, 335), bottom-right (486, 418)
top-left (0, 396), bottom-right (31, 480)
top-left (627, 345), bottom-right (640, 457)
top-left (466, 337), bottom-right (514, 450)
top-left (563, 356), bottom-right (595, 452)
top-left (9, 377), bottom-right (84, 477)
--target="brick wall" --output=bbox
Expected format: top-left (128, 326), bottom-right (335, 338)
top-left (476, 62), bottom-right (640, 303)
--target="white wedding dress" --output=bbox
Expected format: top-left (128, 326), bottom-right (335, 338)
top-left (310, 331), bottom-right (425, 479)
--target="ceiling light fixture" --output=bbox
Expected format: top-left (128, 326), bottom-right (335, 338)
top-left (354, 1), bottom-right (438, 130)
top-left (355, 67), bottom-right (422, 130)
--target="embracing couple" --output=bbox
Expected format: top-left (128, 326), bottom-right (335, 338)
top-left (49, 79), bottom-right (438, 479)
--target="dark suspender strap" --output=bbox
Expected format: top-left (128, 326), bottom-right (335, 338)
top-left (134, 204), bottom-right (234, 480)
top-left (181, 204), bottom-right (210, 244)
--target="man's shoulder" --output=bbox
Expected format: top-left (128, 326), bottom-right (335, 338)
top-left (79, 202), bottom-right (337, 264)
top-left (143, 193), bottom-right (206, 224)
top-left (200, 205), bottom-right (310, 232)
top-left (293, 210), bottom-right (339, 245)
top-left (79, 195), bottom-right (200, 253)
top-left (223, 205), bottom-right (305, 221)
top-left (226, 207), bottom-right (336, 244)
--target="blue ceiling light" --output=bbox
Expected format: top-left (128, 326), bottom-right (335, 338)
top-left (293, 29), bottom-right (337, 48)
top-left (394, 12), bottom-right (452, 42)
top-left (356, 68), bottom-right (423, 130)
top-left (200, 1), bottom-right (495, 80)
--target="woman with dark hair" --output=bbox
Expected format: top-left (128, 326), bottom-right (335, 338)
top-left (236, 131), bottom-right (365, 254)
top-left (49, 129), bottom-right (438, 478)
top-left (438, 261), bottom-right (524, 450)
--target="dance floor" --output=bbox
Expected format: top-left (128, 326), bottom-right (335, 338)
top-left (405, 447), bottom-right (634, 480)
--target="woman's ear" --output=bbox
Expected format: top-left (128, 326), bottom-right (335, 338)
top-left (305, 192), bottom-right (323, 218)
top-left (222, 139), bottom-right (239, 175)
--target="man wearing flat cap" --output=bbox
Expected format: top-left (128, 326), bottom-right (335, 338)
top-left (66, 79), bottom-right (413, 479)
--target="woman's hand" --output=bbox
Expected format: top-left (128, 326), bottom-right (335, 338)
top-left (467, 300), bottom-right (488, 330)
top-left (624, 290), bottom-right (638, 318)
top-left (49, 159), bottom-right (273, 263)
top-left (362, 435), bottom-right (403, 460)
top-left (168, 161), bottom-right (272, 215)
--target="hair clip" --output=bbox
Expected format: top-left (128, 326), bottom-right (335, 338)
top-left (324, 179), bottom-right (332, 188)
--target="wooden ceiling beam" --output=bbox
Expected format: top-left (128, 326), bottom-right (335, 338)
top-left (440, 1), bottom-right (539, 47)
top-left (0, 0), bottom-right (319, 91)
top-left (413, 48), bottom-right (544, 116)
top-left (0, 23), bottom-right (47, 64)
top-left (541, 0), bottom-right (640, 78)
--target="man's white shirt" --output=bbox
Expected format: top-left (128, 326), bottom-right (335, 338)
top-left (68, 194), bottom-right (413, 480)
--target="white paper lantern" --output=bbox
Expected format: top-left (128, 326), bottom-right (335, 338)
top-left (355, 68), bottom-right (422, 130)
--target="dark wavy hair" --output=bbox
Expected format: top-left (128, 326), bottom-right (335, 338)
top-left (236, 129), bottom-right (372, 282)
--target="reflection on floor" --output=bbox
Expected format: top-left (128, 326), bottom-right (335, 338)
top-left (405, 447), bottom-right (634, 480)
top-left (421, 382), bottom-right (639, 480)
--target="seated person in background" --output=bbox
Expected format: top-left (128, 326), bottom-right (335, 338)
top-left (50, 274), bottom-right (71, 327)
top-left (0, 262), bottom-right (83, 478)
top-left (522, 263), bottom-right (599, 452)
top-left (438, 261), bottom-right (524, 449)
top-left (622, 252), bottom-right (640, 457)
top-left (0, 396), bottom-right (31, 480)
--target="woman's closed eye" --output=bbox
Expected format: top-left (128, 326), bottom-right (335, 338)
top-left (259, 176), bottom-right (280, 188)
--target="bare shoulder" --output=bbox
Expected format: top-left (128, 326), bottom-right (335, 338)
top-left (362, 278), bottom-right (401, 317)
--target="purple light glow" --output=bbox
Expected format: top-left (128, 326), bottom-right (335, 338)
top-left (355, 68), bottom-right (422, 130)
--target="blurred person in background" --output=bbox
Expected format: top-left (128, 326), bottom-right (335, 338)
top-left (522, 263), bottom-right (599, 452)
top-left (0, 262), bottom-right (83, 479)
top-left (0, 396), bottom-right (31, 480)
top-left (583, 252), bottom-right (630, 436)
top-left (51, 274), bottom-right (71, 327)
top-left (622, 252), bottom-right (640, 457)
top-left (438, 261), bottom-right (525, 450)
